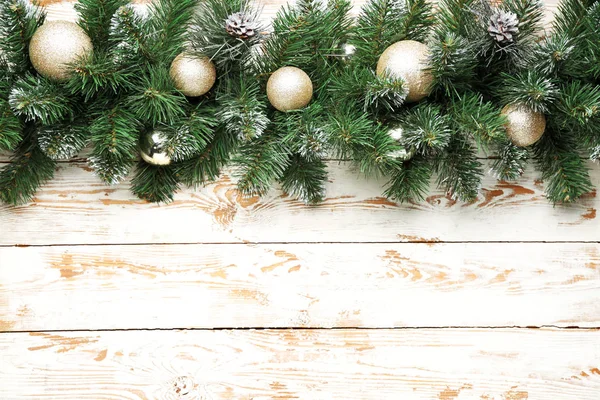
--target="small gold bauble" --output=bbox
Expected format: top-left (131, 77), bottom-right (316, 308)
top-left (376, 40), bottom-right (433, 103)
top-left (170, 53), bottom-right (217, 97)
top-left (29, 20), bottom-right (93, 82)
top-left (140, 129), bottom-right (172, 166)
top-left (501, 104), bottom-right (546, 147)
top-left (266, 66), bottom-right (313, 112)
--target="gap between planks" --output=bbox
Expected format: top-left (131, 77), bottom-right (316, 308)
top-left (3, 326), bottom-right (599, 335)
top-left (4, 240), bottom-right (600, 248)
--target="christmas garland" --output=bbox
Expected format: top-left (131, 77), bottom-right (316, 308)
top-left (0, 0), bottom-right (598, 206)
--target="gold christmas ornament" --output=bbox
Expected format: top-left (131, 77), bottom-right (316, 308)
top-left (266, 66), bottom-right (313, 112)
top-left (170, 53), bottom-right (216, 97)
top-left (376, 40), bottom-right (433, 103)
top-left (29, 20), bottom-right (93, 82)
top-left (140, 129), bottom-right (172, 166)
top-left (501, 104), bottom-right (546, 147)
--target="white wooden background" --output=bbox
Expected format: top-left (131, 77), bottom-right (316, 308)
top-left (1, 0), bottom-right (600, 399)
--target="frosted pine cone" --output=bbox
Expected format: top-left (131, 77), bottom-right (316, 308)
top-left (488, 10), bottom-right (519, 44)
top-left (225, 12), bottom-right (257, 40)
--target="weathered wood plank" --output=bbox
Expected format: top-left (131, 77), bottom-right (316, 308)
top-left (1, 243), bottom-right (599, 331)
top-left (1, 329), bottom-right (598, 399)
top-left (1, 161), bottom-right (598, 246)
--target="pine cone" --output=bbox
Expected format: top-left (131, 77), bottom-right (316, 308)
top-left (225, 12), bottom-right (257, 40)
top-left (488, 10), bottom-right (519, 44)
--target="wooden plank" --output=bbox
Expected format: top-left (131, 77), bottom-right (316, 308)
top-left (1, 243), bottom-right (599, 331)
top-left (1, 161), bottom-right (598, 246)
top-left (0, 328), bottom-right (598, 399)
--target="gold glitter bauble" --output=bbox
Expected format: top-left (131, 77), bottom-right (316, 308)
top-left (501, 104), bottom-right (546, 147)
top-left (170, 53), bottom-right (216, 97)
top-left (140, 129), bottom-right (172, 166)
top-left (376, 40), bottom-right (433, 103)
top-left (266, 66), bottom-right (313, 112)
top-left (29, 21), bottom-right (93, 82)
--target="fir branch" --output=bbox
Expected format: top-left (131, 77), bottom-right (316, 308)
top-left (0, 0), bottom-right (44, 75)
top-left (533, 131), bottom-right (594, 203)
top-left (325, 104), bottom-right (375, 159)
top-left (190, 0), bottom-right (264, 70)
top-left (355, 124), bottom-right (404, 176)
top-left (146, 0), bottom-right (196, 63)
top-left (353, 0), bottom-right (410, 67)
top-left (67, 52), bottom-right (135, 100)
top-left (88, 105), bottom-right (139, 184)
top-left (449, 93), bottom-right (507, 146)
top-left (280, 155), bottom-right (327, 204)
top-left (497, 71), bottom-right (558, 113)
top-left (401, 104), bottom-right (452, 155)
top-left (9, 74), bottom-right (74, 124)
top-left (176, 127), bottom-right (238, 187)
top-left (37, 122), bottom-right (88, 160)
top-left (491, 141), bottom-right (528, 180)
top-left (75, 0), bottom-right (128, 51)
top-left (383, 156), bottom-right (432, 202)
top-left (503, 0), bottom-right (544, 40)
top-left (0, 131), bottom-right (55, 205)
top-left (329, 67), bottom-right (407, 112)
top-left (217, 77), bottom-right (268, 141)
top-left (364, 73), bottom-right (407, 112)
top-left (110, 4), bottom-right (153, 64)
top-left (131, 161), bottom-right (180, 203)
top-left (278, 103), bottom-right (329, 162)
top-left (429, 31), bottom-right (477, 96)
top-left (435, 134), bottom-right (483, 202)
top-left (552, 0), bottom-right (596, 37)
top-left (126, 66), bottom-right (186, 126)
top-left (533, 34), bottom-right (576, 77)
top-left (234, 132), bottom-right (291, 197)
top-left (435, 0), bottom-right (479, 37)
top-left (554, 81), bottom-right (600, 127)
top-left (392, 0), bottom-right (434, 43)
top-left (0, 99), bottom-right (22, 151)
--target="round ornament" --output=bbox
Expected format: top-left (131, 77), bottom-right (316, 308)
top-left (29, 20), bottom-right (93, 82)
top-left (387, 124), bottom-right (415, 161)
top-left (140, 129), bottom-right (172, 166)
top-left (376, 40), bottom-right (433, 103)
top-left (501, 104), bottom-right (546, 147)
top-left (170, 53), bottom-right (216, 97)
top-left (336, 43), bottom-right (356, 63)
top-left (266, 66), bottom-right (313, 112)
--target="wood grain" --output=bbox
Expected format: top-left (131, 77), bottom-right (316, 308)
top-left (1, 161), bottom-right (598, 246)
top-left (1, 328), bottom-right (599, 399)
top-left (1, 243), bottom-right (599, 331)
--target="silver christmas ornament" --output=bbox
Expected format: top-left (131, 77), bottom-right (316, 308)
top-left (337, 43), bottom-right (356, 63)
top-left (29, 20), bottom-right (93, 82)
top-left (266, 66), bottom-right (313, 112)
top-left (387, 124), bottom-right (415, 161)
top-left (376, 40), bottom-right (433, 103)
top-left (140, 130), bottom-right (172, 166)
top-left (170, 52), bottom-right (216, 97)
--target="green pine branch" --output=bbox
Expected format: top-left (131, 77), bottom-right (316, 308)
top-left (0, 129), bottom-right (56, 205)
